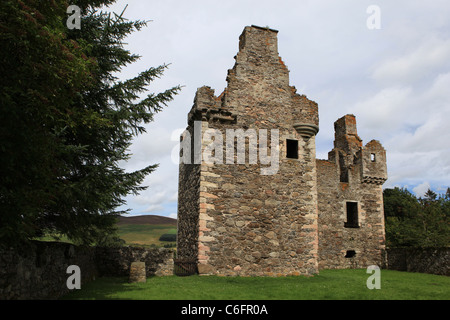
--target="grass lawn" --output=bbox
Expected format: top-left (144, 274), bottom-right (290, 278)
top-left (61, 269), bottom-right (450, 300)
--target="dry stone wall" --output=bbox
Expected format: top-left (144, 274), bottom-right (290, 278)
top-left (0, 241), bottom-right (96, 300)
top-left (0, 241), bottom-right (174, 300)
top-left (387, 247), bottom-right (449, 276)
top-left (95, 246), bottom-right (174, 277)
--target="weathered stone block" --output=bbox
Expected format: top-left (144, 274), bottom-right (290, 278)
top-left (198, 263), bottom-right (215, 275)
top-left (129, 261), bottom-right (146, 283)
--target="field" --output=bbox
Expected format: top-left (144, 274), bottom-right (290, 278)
top-left (62, 269), bottom-right (450, 300)
top-left (35, 215), bottom-right (178, 247)
top-left (116, 215), bottom-right (177, 247)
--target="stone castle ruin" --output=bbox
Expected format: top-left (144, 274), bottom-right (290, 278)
top-left (176, 26), bottom-right (387, 276)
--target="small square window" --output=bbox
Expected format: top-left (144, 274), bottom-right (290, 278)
top-left (370, 153), bottom-right (376, 162)
top-left (286, 139), bottom-right (298, 159)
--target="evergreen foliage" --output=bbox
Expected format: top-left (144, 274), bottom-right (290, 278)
top-left (0, 0), bottom-right (180, 246)
top-left (159, 233), bottom-right (176, 242)
top-left (384, 187), bottom-right (450, 248)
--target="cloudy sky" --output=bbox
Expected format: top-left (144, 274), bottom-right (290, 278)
top-left (103, 1), bottom-right (450, 217)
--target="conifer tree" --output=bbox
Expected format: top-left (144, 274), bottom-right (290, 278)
top-left (0, 0), bottom-right (180, 246)
top-left (383, 187), bottom-right (449, 248)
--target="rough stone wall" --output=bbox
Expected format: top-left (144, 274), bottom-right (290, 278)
top-left (95, 246), bottom-right (174, 277)
top-left (196, 133), bottom-right (319, 276)
top-left (0, 241), bottom-right (97, 300)
top-left (176, 126), bottom-right (201, 261)
top-left (317, 115), bottom-right (387, 269)
top-left (0, 242), bottom-right (174, 300)
top-left (387, 247), bottom-right (450, 276)
top-left (177, 26), bottom-right (320, 276)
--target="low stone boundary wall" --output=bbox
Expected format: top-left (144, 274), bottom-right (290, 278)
top-left (386, 247), bottom-right (449, 276)
top-left (0, 241), bottom-right (174, 300)
top-left (95, 246), bottom-right (174, 277)
top-left (0, 241), bottom-right (97, 300)
top-left (2, 242), bottom-right (447, 299)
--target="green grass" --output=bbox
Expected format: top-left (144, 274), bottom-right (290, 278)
top-left (61, 269), bottom-right (450, 300)
top-left (117, 224), bottom-right (176, 247)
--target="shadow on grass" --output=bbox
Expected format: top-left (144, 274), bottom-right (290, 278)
top-left (61, 277), bottom-right (151, 300)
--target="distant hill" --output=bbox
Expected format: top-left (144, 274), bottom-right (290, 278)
top-left (116, 215), bottom-right (177, 247)
top-left (118, 215), bottom-right (177, 226)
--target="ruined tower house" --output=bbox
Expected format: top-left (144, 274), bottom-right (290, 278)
top-left (176, 26), bottom-right (387, 276)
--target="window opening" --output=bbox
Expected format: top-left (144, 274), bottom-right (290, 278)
top-left (345, 250), bottom-right (356, 258)
top-left (339, 153), bottom-right (349, 182)
top-left (286, 139), bottom-right (298, 159)
top-left (345, 202), bottom-right (359, 228)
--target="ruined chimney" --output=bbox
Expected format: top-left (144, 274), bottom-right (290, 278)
top-left (333, 114), bottom-right (362, 156)
top-left (238, 25), bottom-right (279, 60)
top-left (229, 25), bottom-right (289, 87)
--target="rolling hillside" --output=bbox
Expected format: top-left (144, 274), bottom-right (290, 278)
top-left (117, 215), bottom-right (177, 226)
top-left (117, 215), bottom-right (177, 247)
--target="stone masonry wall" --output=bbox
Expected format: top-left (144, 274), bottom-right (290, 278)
top-left (0, 241), bottom-right (174, 300)
top-left (177, 26), bottom-right (320, 276)
top-left (317, 161), bottom-right (386, 269)
top-left (317, 115), bottom-right (387, 270)
top-left (95, 246), bottom-right (174, 277)
top-left (0, 241), bottom-right (97, 300)
top-left (387, 247), bottom-right (449, 276)
top-left (197, 132), bottom-right (319, 276)
top-left (176, 126), bottom-right (201, 261)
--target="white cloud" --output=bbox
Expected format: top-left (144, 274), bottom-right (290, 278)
top-left (169, 212), bottom-right (177, 219)
top-left (135, 191), bottom-right (168, 206)
top-left (413, 182), bottom-right (431, 198)
top-left (372, 36), bottom-right (450, 86)
top-left (143, 204), bottom-right (165, 214)
top-left (168, 192), bottom-right (178, 202)
top-left (106, 1), bottom-right (450, 216)
top-left (350, 38), bottom-right (450, 192)
top-left (352, 86), bottom-right (413, 136)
